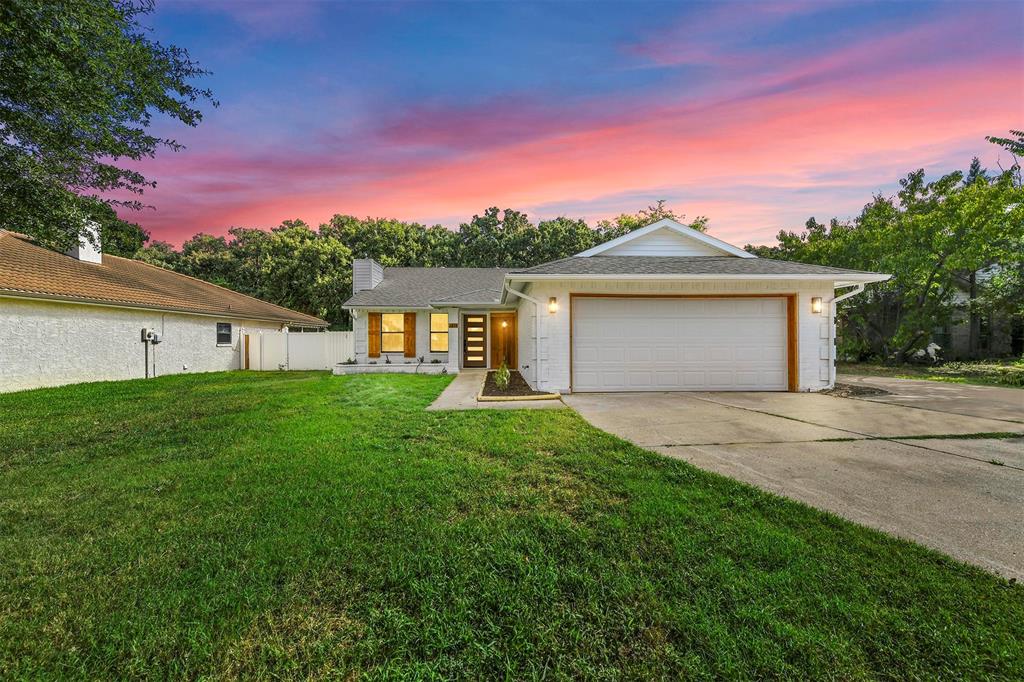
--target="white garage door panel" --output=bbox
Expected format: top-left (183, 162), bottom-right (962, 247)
top-left (572, 297), bottom-right (788, 392)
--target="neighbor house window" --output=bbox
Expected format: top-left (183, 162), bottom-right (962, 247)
top-left (216, 322), bottom-right (232, 345)
top-left (381, 313), bottom-right (405, 353)
top-left (979, 315), bottom-right (991, 352)
top-left (430, 313), bottom-right (449, 352)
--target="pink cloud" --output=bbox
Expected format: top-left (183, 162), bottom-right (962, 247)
top-left (370, 95), bottom-right (624, 154)
top-left (118, 20), bottom-right (1023, 247)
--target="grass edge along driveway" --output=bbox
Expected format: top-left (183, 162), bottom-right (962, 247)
top-left (838, 359), bottom-right (1024, 388)
top-left (1, 372), bottom-right (1021, 679)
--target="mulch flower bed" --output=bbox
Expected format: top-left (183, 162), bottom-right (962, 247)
top-left (823, 382), bottom-right (891, 398)
top-left (481, 370), bottom-right (552, 397)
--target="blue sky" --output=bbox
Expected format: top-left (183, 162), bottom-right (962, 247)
top-left (129, 0), bottom-right (1024, 245)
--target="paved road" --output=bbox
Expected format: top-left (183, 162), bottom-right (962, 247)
top-left (564, 386), bottom-right (1024, 581)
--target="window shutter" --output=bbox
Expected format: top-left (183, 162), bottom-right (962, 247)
top-left (368, 313), bottom-right (381, 357)
top-left (404, 312), bottom-right (417, 357)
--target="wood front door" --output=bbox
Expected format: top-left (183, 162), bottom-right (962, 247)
top-left (490, 312), bottom-right (517, 369)
top-left (462, 314), bottom-right (487, 368)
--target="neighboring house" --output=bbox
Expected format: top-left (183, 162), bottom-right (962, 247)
top-left (0, 228), bottom-right (326, 393)
top-left (343, 219), bottom-right (889, 393)
top-left (931, 268), bottom-right (1023, 360)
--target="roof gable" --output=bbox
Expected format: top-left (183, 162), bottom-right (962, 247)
top-left (575, 219), bottom-right (755, 259)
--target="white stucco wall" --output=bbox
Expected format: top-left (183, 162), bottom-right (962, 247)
top-left (0, 297), bottom-right (281, 393)
top-left (515, 279), bottom-right (836, 393)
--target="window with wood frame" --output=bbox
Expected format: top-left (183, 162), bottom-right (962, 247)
top-left (381, 313), bottom-right (404, 353)
top-left (429, 313), bottom-right (449, 352)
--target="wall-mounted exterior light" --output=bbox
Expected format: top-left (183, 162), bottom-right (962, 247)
top-left (548, 297), bottom-right (559, 314)
top-left (811, 297), bottom-right (823, 314)
top-left (501, 320), bottom-right (508, 328)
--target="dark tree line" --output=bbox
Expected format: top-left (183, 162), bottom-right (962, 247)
top-left (131, 202), bottom-right (697, 328)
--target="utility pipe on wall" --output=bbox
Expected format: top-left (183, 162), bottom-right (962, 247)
top-left (503, 284), bottom-right (542, 390)
top-left (827, 283), bottom-right (865, 386)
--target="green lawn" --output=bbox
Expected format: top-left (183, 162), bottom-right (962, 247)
top-left (839, 359), bottom-right (1024, 388)
top-left (1, 373), bottom-right (1021, 679)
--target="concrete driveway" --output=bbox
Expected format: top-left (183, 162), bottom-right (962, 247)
top-left (838, 373), bottom-right (1024, 422)
top-left (563, 386), bottom-right (1024, 581)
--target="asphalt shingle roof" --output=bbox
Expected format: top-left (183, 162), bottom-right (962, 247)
top-left (0, 230), bottom-right (327, 326)
top-left (343, 267), bottom-right (508, 308)
top-left (345, 256), bottom-right (885, 308)
top-left (509, 256), bottom-right (884, 277)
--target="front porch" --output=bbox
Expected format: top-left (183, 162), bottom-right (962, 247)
top-left (350, 307), bottom-right (520, 373)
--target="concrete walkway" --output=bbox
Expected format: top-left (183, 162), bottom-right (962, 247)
top-left (427, 370), bottom-right (564, 411)
top-left (839, 373), bottom-right (1024, 423)
top-left (564, 389), bottom-right (1024, 581)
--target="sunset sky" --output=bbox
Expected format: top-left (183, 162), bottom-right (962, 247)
top-left (130, 0), bottom-right (1023, 246)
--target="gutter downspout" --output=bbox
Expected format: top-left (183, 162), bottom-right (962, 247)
top-left (503, 283), bottom-right (542, 390)
top-left (828, 283), bottom-right (865, 386)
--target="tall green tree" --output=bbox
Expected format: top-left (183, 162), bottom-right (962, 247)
top-left (986, 129), bottom-right (1024, 157)
top-left (0, 0), bottom-right (213, 250)
top-left (534, 217), bottom-right (600, 263)
top-left (134, 240), bottom-right (179, 269)
top-left (177, 234), bottom-right (236, 288)
top-left (986, 129), bottom-right (1022, 187)
top-left (596, 200), bottom-right (707, 239)
top-left (750, 163), bottom-right (1024, 360)
top-left (456, 208), bottom-right (537, 267)
top-left (236, 223), bottom-right (352, 326)
top-left (320, 215), bottom-right (445, 267)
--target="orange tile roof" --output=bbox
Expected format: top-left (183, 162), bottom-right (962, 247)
top-left (0, 230), bottom-right (327, 326)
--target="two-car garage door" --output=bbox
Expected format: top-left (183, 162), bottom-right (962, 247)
top-left (572, 296), bottom-right (790, 392)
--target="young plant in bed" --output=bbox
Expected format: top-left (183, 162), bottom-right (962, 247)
top-left (495, 362), bottom-right (511, 391)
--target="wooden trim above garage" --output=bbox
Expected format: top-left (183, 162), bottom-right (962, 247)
top-left (569, 293), bottom-right (799, 393)
top-left (570, 293), bottom-right (794, 299)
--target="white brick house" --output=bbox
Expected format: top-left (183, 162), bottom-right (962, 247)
top-left (0, 229), bottom-right (326, 392)
top-left (343, 219), bottom-right (889, 393)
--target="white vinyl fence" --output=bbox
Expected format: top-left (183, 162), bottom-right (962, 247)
top-left (245, 330), bottom-right (354, 371)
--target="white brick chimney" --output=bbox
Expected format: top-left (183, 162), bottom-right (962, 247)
top-left (352, 258), bottom-right (383, 292)
top-left (66, 221), bottom-right (102, 264)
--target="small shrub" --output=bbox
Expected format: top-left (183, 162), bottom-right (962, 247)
top-left (495, 362), bottom-right (511, 391)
